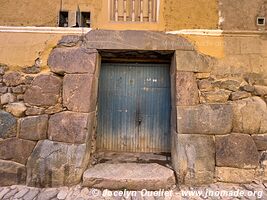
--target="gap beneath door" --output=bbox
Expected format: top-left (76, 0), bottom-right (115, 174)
top-left (93, 151), bottom-right (172, 167)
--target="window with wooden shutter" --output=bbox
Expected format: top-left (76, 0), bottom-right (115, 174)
top-left (109, 0), bottom-right (160, 22)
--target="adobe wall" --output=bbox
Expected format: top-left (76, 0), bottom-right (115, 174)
top-left (0, 30), bottom-right (267, 187)
top-left (0, 0), bottom-right (218, 31)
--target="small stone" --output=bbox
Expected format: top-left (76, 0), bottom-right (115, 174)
top-left (80, 188), bottom-right (89, 198)
top-left (242, 84), bottom-right (255, 92)
top-left (22, 65), bottom-right (41, 74)
top-left (5, 102), bottom-right (27, 117)
top-left (12, 85), bottom-right (27, 94)
top-left (57, 188), bottom-right (69, 200)
top-left (213, 78), bottom-right (242, 92)
top-left (25, 106), bottom-right (45, 116)
top-left (45, 104), bottom-right (63, 114)
top-left (200, 89), bottom-right (231, 103)
top-left (36, 188), bottom-right (58, 200)
top-left (24, 75), bottom-right (34, 85)
top-left (0, 188), bottom-right (10, 199)
top-left (3, 72), bottom-right (24, 86)
top-left (195, 72), bottom-right (210, 79)
top-left (0, 86), bottom-right (7, 94)
top-left (252, 135), bottom-right (267, 151)
top-left (17, 94), bottom-right (24, 101)
top-left (0, 93), bottom-right (16, 105)
top-left (3, 188), bottom-right (18, 199)
top-left (23, 188), bottom-right (40, 200)
top-left (0, 64), bottom-right (9, 75)
top-left (197, 79), bottom-right (213, 92)
top-left (230, 91), bottom-right (251, 101)
top-left (13, 188), bottom-right (29, 199)
top-left (254, 85), bottom-right (267, 96)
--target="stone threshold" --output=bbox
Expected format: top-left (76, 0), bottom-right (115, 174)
top-left (82, 163), bottom-right (176, 190)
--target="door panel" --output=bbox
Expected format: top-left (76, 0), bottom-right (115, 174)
top-left (97, 63), bottom-right (171, 153)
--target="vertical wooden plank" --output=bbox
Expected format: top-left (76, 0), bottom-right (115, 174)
top-left (148, 0), bottom-right (152, 22)
top-left (132, 0), bottom-right (135, 21)
top-left (140, 0), bottom-right (144, 22)
top-left (115, 0), bottom-right (119, 21)
top-left (123, 0), bottom-right (127, 21)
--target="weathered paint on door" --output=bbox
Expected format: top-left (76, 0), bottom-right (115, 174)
top-left (97, 63), bottom-right (171, 153)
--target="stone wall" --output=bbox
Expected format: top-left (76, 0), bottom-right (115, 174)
top-left (0, 42), bottom-right (100, 187)
top-left (0, 30), bottom-right (267, 188)
top-left (172, 49), bottom-right (267, 186)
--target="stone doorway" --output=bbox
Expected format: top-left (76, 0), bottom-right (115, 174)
top-left (22, 30), bottom-right (216, 189)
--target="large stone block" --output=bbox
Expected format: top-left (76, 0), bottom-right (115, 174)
top-left (26, 140), bottom-right (90, 187)
top-left (175, 51), bottom-right (213, 72)
top-left (216, 133), bottom-right (259, 168)
top-left (83, 163), bottom-right (176, 190)
top-left (48, 48), bottom-right (97, 75)
top-left (0, 110), bottom-right (16, 139)
top-left (0, 160), bottom-right (26, 186)
top-left (48, 111), bottom-right (91, 144)
top-left (81, 30), bottom-right (194, 51)
top-left (252, 134), bottom-right (267, 151)
top-left (19, 115), bottom-right (48, 141)
top-left (0, 138), bottom-right (36, 165)
top-left (232, 97), bottom-right (267, 134)
top-left (172, 133), bottom-right (215, 186)
top-left (216, 167), bottom-right (255, 184)
top-left (177, 104), bottom-right (233, 134)
top-left (176, 72), bottom-right (199, 106)
top-left (63, 74), bottom-right (97, 112)
top-left (24, 74), bottom-right (62, 107)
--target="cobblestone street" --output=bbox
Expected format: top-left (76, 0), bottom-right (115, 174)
top-left (0, 182), bottom-right (267, 200)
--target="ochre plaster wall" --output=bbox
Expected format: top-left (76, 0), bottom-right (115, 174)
top-left (0, 32), bottom-right (68, 68)
top-left (0, 0), bottom-right (218, 31)
top-left (1, 31), bottom-right (266, 80)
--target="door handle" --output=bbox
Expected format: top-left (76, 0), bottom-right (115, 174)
top-left (138, 117), bottom-right (142, 125)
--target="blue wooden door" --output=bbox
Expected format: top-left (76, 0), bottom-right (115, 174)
top-left (97, 63), bottom-right (171, 153)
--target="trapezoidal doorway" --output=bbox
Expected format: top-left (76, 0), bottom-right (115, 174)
top-left (97, 62), bottom-right (171, 153)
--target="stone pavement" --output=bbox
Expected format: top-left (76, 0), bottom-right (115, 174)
top-left (0, 182), bottom-right (267, 200)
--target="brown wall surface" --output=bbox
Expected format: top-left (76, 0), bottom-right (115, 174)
top-left (219, 0), bottom-right (267, 30)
